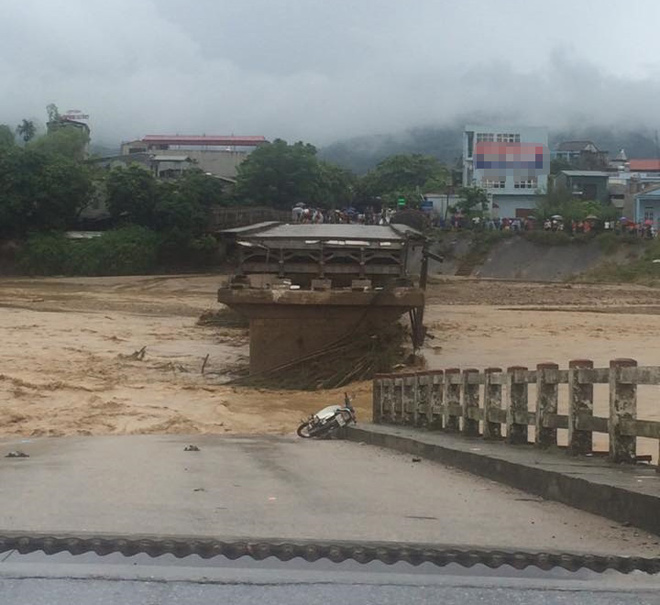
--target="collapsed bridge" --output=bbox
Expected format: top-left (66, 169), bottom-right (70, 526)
top-left (218, 223), bottom-right (426, 382)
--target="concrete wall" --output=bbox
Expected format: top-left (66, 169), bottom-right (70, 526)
top-left (492, 194), bottom-right (539, 218)
top-left (120, 144), bottom-right (247, 178)
top-left (180, 150), bottom-right (247, 178)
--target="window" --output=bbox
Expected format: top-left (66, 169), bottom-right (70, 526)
top-left (496, 133), bottom-right (521, 143)
top-left (514, 178), bottom-right (537, 189)
top-left (476, 132), bottom-right (494, 142)
top-left (483, 179), bottom-right (505, 189)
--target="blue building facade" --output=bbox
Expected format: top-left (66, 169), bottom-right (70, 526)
top-left (463, 125), bottom-right (549, 218)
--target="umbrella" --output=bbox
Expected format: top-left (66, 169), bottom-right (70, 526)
top-left (620, 217), bottom-right (629, 222)
top-left (551, 214), bottom-right (563, 220)
top-left (585, 214), bottom-right (599, 220)
top-left (294, 202), bottom-right (305, 208)
top-left (645, 219), bottom-right (653, 226)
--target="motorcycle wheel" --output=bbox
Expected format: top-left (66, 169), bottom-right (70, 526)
top-left (296, 422), bottom-right (314, 438)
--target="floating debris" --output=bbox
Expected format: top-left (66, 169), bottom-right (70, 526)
top-left (5, 450), bottom-right (29, 458)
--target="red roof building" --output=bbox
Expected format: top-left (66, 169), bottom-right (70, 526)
top-left (141, 135), bottom-right (267, 147)
top-left (629, 159), bottom-right (660, 172)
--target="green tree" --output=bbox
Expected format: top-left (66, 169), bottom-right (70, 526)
top-left (357, 153), bottom-right (449, 207)
top-left (316, 161), bottom-right (354, 207)
top-left (29, 126), bottom-right (90, 161)
top-left (456, 186), bottom-right (489, 216)
top-left (0, 124), bottom-right (15, 148)
top-left (368, 154), bottom-right (449, 192)
top-left (0, 147), bottom-right (91, 235)
top-left (235, 139), bottom-right (323, 209)
top-left (46, 103), bottom-right (61, 122)
top-left (16, 119), bottom-right (36, 143)
top-left (106, 165), bottom-right (159, 226)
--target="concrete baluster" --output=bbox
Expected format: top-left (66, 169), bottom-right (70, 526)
top-left (609, 358), bottom-right (637, 463)
top-left (372, 375), bottom-right (384, 424)
top-left (444, 368), bottom-right (461, 432)
top-left (403, 374), bottom-right (416, 425)
top-left (416, 371), bottom-right (430, 427)
top-left (536, 363), bottom-right (559, 448)
top-left (462, 369), bottom-right (480, 437)
top-left (385, 376), bottom-right (396, 423)
top-left (429, 370), bottom-right (444, 430)
top-left (394, 376), bottom-right (404, 424)
top-left (506, 366), bottom-right (529, 445)
top-left (483, 367), bottom-right (502, 439)
top-left (568, 359), bottom-right (594, 455)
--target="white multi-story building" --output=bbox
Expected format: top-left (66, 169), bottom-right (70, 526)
top-left (463, 125), bottom-right (549, 218)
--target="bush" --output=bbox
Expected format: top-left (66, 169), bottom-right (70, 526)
top-left (580, 260), bottom-right (660, 285)
top-left (19, 226), bottom-right (159, 276)
top-left (594, 232), bottom-right (619, 254)
top-left (523, 231), bottom-right (573, 246)
top-left (83, 226), bottom-right (160, 275)
top-left (18, 232), bottom-right (70, 275)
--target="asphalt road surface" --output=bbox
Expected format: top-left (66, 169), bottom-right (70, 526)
top-left (0, 434), bottom-right (657, 555)
top-left (1, 434), bottom-right (660, 602)
top-left (1, 551), bottom-right (659, 604)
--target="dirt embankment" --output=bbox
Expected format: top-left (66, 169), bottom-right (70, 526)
top-left (431, 233), bottom-right (642, 282)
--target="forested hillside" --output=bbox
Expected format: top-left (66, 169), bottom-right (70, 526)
top-left (321, 123), bottom-right (660, 174)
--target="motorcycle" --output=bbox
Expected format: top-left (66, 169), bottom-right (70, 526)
top-left (297, 393), bottom-right (356, 438)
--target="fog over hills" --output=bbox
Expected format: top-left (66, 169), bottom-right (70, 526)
top-left (320, 123), bottom-right (660, 174)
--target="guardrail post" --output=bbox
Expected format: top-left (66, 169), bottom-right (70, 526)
top-left (568, 359), bottom-right (594, 455)
top-left (506, 366), bottom-right (529, 445)
top-left (372, 375), bottom-right (383, 424)
top-left (483, 367), bottom-right (502, 439)
top-left (444, 368), bottom-right (461, 431)
top-left (536, 362), bottom-right (559, 448)
top-left (416, 372), bottom-right (430, 427)
top-left (609, 358), bottom-right (637, 463)
top-left (429, 370), bottom-right (444, 430)
top-left (394, 376), bottom-right (404, 424)
top-left (462, 369), bottom-right (480, 437)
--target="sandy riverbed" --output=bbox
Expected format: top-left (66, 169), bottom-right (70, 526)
top-left (0, 275), bottom-right (659, 454)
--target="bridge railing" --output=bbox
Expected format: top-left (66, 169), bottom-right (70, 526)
top-left (209, 206), bottom-right (290, 230)
top-left (372, 358), bottom-right (660, 466)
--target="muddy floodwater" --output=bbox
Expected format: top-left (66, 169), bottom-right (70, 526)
top-left (0, 275), bottom-right (659, 460)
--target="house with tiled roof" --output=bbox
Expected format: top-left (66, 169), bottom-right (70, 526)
top-left (552, 140), bottom-right (608, 167)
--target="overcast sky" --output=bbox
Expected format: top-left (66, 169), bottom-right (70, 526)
top-left (2, 0), bottom-right (660, 147)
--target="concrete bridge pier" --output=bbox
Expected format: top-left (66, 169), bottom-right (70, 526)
top-left (217, 287), bottom-right (424, 374)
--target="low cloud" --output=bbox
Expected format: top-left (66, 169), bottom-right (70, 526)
top-left (2, 0), bottom-right (660, 147)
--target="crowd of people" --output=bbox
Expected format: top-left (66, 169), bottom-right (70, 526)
top-left (290, 202), bottom-right (658, 239)
top-left (291, 203), bottom-right (395, 225)
top-left (435, 214), bottom-right (658, 238)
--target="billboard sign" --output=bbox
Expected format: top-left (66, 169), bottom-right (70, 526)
top-left (62, 109), bottom-right (90, 122)
top-left (475, 142), bottom-right (548, 178)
